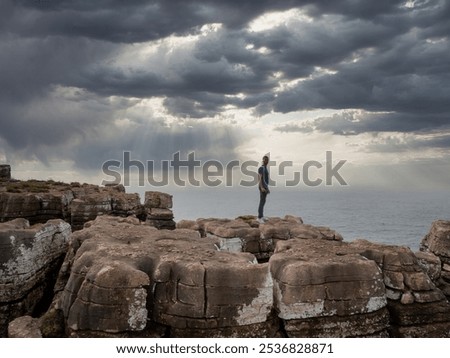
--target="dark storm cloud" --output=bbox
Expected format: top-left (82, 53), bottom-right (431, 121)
top-left (73, 27), bottom-right (276, 95)
top-left (2, 0), bottom-right (306, 43)
top-left (1, 0), bottom-right (450, 171)
top-left (275, 111), bottom-right (450, 136)
top-left (0, 35), bottom-right (116, 103)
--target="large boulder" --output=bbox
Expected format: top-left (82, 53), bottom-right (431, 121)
top-left (144, 191), bottom-right (175, 230)
top-left (270, 239), bottom-right (389, 337)
top-left (0, 218), bottom-right (71, 337)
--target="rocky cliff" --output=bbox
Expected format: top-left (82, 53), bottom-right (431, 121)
top-left (0, 218), bottom-right (71, 337)
top-left (0, 179), bottom-right (175, 230)
top-left (2, 175), bottom-right (450, 338)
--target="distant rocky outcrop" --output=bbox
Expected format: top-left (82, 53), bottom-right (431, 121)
top-left (143, 191), bottom-right (175, 230)
top-left (0, 179), bottom-right (175, 231)
top-left (0, 165), bottom-right (11, 180)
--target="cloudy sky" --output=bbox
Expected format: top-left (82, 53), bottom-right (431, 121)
top-left (1, 0), bottom-right (449, 190)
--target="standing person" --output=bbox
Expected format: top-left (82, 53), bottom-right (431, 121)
top-left (258, 155), bottom-right (270, 223)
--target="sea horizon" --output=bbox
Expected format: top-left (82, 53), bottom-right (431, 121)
top-left (128, 185), bottom-right (449, 252)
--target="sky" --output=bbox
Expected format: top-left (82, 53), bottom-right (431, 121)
top-left (1, 0), bottom-right (450, 191)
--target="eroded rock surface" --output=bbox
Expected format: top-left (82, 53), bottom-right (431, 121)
top-left (0, 218), bottom-right (71, 337)
top-left (58, 216), bottom-right (274, 337)
top-left (421, 220), bottom-right (450, 298)
top-left (177, 216), bottom-right (342, 262)
top-left (271, 239), bottom-right (389, 337)
top-left (50, 214), bottom-right (450, 338)
top-left (0, 180), bottom-right (176, 232)
top-left (351, 240), bottom-right (450, 337)
top-left (3, 178), bottom-right (450, 338)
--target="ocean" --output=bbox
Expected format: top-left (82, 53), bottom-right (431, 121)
top-left (160, 187), bottom-right (450, 252)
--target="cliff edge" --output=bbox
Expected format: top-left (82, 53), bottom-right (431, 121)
top-left (1, 174), bottom-right (450, 338)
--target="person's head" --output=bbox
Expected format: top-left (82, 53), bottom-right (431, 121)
top-left (262, 155), bottom-right (269, 165)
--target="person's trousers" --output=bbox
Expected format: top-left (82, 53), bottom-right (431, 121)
top-left (258, 190), bottom-right (267, 218)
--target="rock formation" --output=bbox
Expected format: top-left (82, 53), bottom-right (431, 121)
top-left (54, 215), bottom-right (274, 337)
top-left (0, 218), bottom-right (71, 337)
top-left (20, 214), bottom-right (450, 338)
top-left (0, 165), bottom-right (11, 180)
top-left (421, 220), bottom-right (450, 295)
top-left (0, 179), bottom-right (175, 231)
top-left (351, 240), bottom-right (450, 337)
top-left (2, 174), bottom-right (450, 338)
top-left (143, 191), bottom-right (176, 230)
top-left (271, 239), bottom-right (389, 337)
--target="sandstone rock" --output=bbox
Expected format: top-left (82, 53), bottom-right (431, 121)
top-left (143, 192), bottom-right (175, 229)
top-left (421, 220), bottom-right (450, 261)
top-left (384, 271), bottom-right (405, 290)
top-left (350, 241), bottom-right (425, 291)
top-left (420, 221), bottom-right (450, 301)
top-left (260, 218), bottom-right (343, 242)
top-left (7, 316), bottom-right (42, 338)
top-left (197, 218), bottom-right (271, 260)
top-left (145, 191), bottom-right (173, 209)
top-left (146, 208), bottom-right (175, 230)
top-left (284, 308), bottom-right (390, 338)
top-left (58, 216), bottom-right (273, 337)
top-left (170, 314), bottom-right (282, 338)
top-left (7, 309), bottom-right (65, 338)
top-left (0, 192), bottom-right (70, 224)
top-left (69, 190), bottom-right (141, 230)
top-left (270, 239), bottom-right (388, 337)
top-left (4, 179), bottom-right (450, 340)
top-left (0, 219), bottom-right (71, 337)
top-left (235, 215), bottom-right (260, 228)
top-left (69, 196), bottom-right (112, 230)
top-left (388, 300), bottom-right (450, 327)
top-left (415, 251), bottom-right (441, 282)
top-left (403, 271), bottom-right (434, 291)
top-left (0, 180), bottom-right (146, 230)
top-left (176, 219), bottom-right (200, 231)
top-left (400, 292), bottom-right (414, 305)
top-left (111, 192), bottom-right (141, 216)
top-left (389, 321), bottom-right (450, 338)
top-left (351, 239), bottom-right (450, 336)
